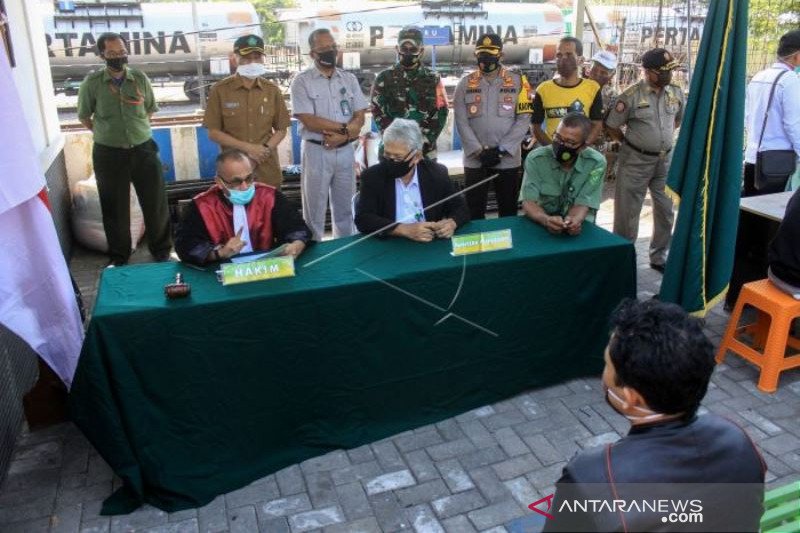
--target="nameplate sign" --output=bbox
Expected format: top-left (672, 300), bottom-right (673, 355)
top-left (221, 257), bottom-right (295, 286)
top-left (451, 229), bottom-right (513, 256)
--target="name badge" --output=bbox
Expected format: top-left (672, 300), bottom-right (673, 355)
top-left (220, 257), bottom-right (295, 285)
top-left (223, 102), bottom-right (240, 109)
top-left (340, 99), bottom-right (352, 117)
top-left (451, 229), bottom-right (513, 256)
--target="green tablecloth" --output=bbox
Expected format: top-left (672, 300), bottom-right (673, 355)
top-left (68, 217), bottom-right (636, 514)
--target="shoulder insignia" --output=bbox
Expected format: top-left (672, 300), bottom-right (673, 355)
top-left (614, 100), bottom-right (626, 113)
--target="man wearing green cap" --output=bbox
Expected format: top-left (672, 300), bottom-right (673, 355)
top-left (204, 34), bottom-right (290, 187)
top-left (606, 47), bottom-right (685, 273)
top-left (370, 26), bottom-right (449, 160)
top-left (520, 113), bottom-right (606, 236)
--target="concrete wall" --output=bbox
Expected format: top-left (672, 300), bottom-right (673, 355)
top-left (63, 113), bottom-right (462, 187)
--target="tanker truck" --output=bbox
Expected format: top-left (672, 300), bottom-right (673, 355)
top-left (43, 0), bottom-right (275, 98)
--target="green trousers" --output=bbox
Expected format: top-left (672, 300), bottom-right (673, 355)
top-left (93, 139), bottom-right (172, 263)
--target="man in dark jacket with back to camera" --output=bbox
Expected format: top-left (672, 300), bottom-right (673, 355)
top-left (543, 299), bottom-right (765, 532)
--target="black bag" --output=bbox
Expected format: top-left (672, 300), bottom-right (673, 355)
top-left (754, 70), bottom-right (797, 193)
top-left (755, 150), bottom-right (796, 193)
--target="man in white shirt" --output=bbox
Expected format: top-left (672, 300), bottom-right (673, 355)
top-left (744, 29), bottom-right (800, 196)
top-left (290, 28), bottom-right (368, 240)
top-left (354, 119), bottom-right (469, 240)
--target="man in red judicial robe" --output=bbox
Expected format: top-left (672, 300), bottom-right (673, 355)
top-left (175, 149), bottom-right (312, 265)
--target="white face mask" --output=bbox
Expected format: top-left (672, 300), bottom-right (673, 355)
top-left (237, 63), bottom-right (267, 79)
top-left (605, 387), bottom-right (663, 422)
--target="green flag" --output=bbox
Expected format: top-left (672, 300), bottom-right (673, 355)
top-left (660, 0), bottom-right (749, 315)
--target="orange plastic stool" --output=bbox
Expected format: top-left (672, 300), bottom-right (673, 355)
top-left (716, 279), bottom-right (800, 393)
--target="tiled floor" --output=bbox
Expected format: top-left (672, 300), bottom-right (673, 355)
top-left (2, 192), bottom-right (799, 533)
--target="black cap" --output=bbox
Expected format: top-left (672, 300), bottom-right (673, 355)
top-left (475, 33), bottom-right (502, 55)
top-left (641, 48), bottom-right (679, 71)
top-left (234, 34), bottom-right (265, 56)
top-left (398, 27), bottom-right (423, 48)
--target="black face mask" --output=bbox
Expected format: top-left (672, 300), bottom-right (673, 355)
top-left (553, 140), bottom-right (581, 163)
top-left (380, 156), bottom-right (413, 178)
top-left (315, 50), bottom-right (337, 67)
top-left (399, 52), bottom-right (421, 68)
top-left (105, 56), bottom-right (128, 72)
top-left (477, 54), bottom-right (499, 73)
top-left (653, 70), bottom-right (672, 87)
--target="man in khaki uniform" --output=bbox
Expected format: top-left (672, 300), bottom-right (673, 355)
top-left (606, 48), bottom-right (685, 273)
top-left (204, 35), bottom-right (290, 187)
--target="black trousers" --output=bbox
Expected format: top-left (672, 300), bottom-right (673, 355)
top-left (725, 163), bottom-right (778, 307)
top-left (464, 166), bottom-right (522, 220)
top-left (93, 139), bottom-right (173, 263)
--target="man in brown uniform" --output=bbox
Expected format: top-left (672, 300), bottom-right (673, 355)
top-left (204, 35), bottom-right (290, 186)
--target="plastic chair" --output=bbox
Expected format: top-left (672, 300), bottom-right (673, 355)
top-left (761, 481), bottom-right (800, 533)
top-left (716, 279), bottom-right (800, 392)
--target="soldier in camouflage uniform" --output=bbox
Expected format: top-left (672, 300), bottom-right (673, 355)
top-left (370, 27), bottom-right (449, 160)
top-left (588, 50), bottom-right (619, 179)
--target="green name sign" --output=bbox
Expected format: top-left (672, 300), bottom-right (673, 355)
top-left (221, 256), bottom-right (295, 286)
top-left (451, 229), bottom-right (513, 256)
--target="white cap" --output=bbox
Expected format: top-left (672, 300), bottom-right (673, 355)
top-left (591, 50), bottom-right (618, 70)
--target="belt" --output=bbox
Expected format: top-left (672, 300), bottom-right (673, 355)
top-left (96, 139), bottom-right (151, 150)
top-left (305, 139), bottom-right (351, 149)
top-left (623, 138), bottom-right (672, 158)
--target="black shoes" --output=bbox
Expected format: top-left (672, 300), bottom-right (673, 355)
top-left (106, 258), bottom-right (128, 269)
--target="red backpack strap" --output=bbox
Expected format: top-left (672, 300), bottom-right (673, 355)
top-left (605, 443), bottom-right (629, 533)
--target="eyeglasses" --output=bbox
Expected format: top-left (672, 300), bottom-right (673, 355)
top-left (553, 133), bottom-right (583, 149)
top-left (383, 149), bottom-right (413, 163)
top-left (217, 173), bottom-right (255, 188)
top-left (103, 51), bottom-right (128, 59)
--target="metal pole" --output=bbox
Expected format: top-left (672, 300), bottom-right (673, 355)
top-left (584, 3), bottom-right (605, 51)
top-left (191, 0), bottom-right (206, 108)
top-left (653, 0), bottom-right (664, 47)
top-left (574, 0), bottom-right (585, 40)
top-left (686, 0), bottom-right (692, 83)
top-left (617, 16), bottom-right (626, 90)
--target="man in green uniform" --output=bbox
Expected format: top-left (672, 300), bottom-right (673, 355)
top-left (77, 32), bottom-right (172, 267)
top-left (370, 27), bottom-right (449, 159)
top-left (606, 48), bottom-right (685, 273)
top-left (204, 35), bottom-right (291, 187)
top-left (520, 113), bottom-right (606, 236)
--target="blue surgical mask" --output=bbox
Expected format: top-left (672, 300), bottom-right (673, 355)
top-left (795, 65), bottom-right (800, 74)
top-left (228, 184), bottom-right (255, 205)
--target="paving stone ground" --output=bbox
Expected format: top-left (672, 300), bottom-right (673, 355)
top-left (2, 192), bottom-right (799, 533)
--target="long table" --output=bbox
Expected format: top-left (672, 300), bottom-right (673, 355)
top-left (68, 217), bottom-right (636, 514)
